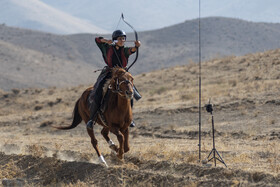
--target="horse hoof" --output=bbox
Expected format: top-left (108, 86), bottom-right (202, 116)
top-left (109, 145), bottom-right (119, 152)
top-left (124, 147), bottom-right (130, 153)
top-left (99, 155), bottom-right (108, 167)
top-left (117, 154), bottom-right (124, 160)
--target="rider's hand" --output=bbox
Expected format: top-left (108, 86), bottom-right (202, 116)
top-left (106, 40), bottom-right (113, 45)
top-left (134, 40), bottom-right (141, 48)
top-left (100, 38), bottom-right (113, 45)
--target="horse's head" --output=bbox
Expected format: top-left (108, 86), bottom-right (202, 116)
top-left (109, 67), bottom-right (134, 99)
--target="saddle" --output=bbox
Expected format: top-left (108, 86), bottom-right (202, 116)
top-left (100, 79), bottom-right (111, 113)
top-left (87, 79), bottom-right (110, 113)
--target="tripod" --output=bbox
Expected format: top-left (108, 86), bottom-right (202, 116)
top-left (205, 103), bottom-right (227, 167)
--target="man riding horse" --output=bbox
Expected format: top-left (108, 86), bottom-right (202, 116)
top-left (86, 30), bottom-right (141, 129)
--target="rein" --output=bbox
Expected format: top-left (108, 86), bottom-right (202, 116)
top-left (109, 78), bottom-right (133, 97)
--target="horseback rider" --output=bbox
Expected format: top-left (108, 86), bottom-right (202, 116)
top-left (86, 29), bottom-right (141, 129)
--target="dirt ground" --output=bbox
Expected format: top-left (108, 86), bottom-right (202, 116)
top-left (1, 50), bottom-right (280, 186)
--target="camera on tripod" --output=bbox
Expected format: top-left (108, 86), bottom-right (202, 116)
top-left (205, 103), bottom-right (213, 113)
top-left (204, 99), bottom-right (227, 167)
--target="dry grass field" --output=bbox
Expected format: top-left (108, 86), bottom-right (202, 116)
top-left (1, 49), bottom-right (280, 186)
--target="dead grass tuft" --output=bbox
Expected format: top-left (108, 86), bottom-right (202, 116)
top-left (62, 180), bottom-right (91, 187)
top-left (25, 144), bottom-right (47, 157)
top-left (0, 160), bottom-right (24, 179)
top-left (231, 153), bottom-right (253, 164)
top-left (267, 143), bottom-right (280, 173)
top-left (135, 143), bottom-right (197, 164)
top-left (150, 86), bottom-right (168, 95)
top-left (269, 119), bottom-right (275, 125)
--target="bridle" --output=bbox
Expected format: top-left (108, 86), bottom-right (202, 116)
top-left (109, 76), bottom-right (134, 98)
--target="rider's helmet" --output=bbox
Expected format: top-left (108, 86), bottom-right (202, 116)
top-left (112, 30), bottom-right (126, 41)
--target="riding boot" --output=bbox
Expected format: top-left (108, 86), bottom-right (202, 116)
top-left (133, 85), bottom-right (142, 101)
top-left (130, 85), bottom-right (140, 127)
top-left (86, 100), bottom-right (100, 129)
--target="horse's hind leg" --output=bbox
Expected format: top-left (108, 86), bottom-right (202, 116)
top-left (87, 128), bottom-right (108, 167)
top-left (101, 127), bottom-right (118, 153)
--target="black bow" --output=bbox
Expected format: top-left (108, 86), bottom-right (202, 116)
top-left (120, 13), bottom-right (139, 71)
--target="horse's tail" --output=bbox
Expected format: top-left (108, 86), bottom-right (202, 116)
top-left (53, 99), bottom-right (82, 130)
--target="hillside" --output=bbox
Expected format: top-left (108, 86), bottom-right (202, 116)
top-left (137, 17), bottom-right (280, 72)
top-left (0, 24), bottom-right (100, 90)
top-left (0, 40), bottom-right (96, 90)
top-left (135, 48), bottom-right (280, 110)
top-left (0, 49), bottom-right (280, 186)
top-left (1, 17), bottom-right (280, 90)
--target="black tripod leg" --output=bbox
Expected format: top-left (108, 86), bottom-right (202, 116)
top-left (208, 149), bottom-right (227, 167)
top-left (215, 150), bottom-right (227, 167)
top-left (207, 149), bottom-right (214, 160)
top-left (207, 149), bottom-right (217, 166)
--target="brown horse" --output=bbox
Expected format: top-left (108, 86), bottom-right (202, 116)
top-left (55, 67), bottom-right (134, 166)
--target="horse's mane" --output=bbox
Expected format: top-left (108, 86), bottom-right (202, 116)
top-left (111, 67), bottom-right (129, 78)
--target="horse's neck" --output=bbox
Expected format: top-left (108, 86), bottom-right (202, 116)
top-left (118, 96), bottom-right (131, 111)
top-left (116, 94), bottom-right (130, 111)
top-left (110, 92), bottom-right (130, 111)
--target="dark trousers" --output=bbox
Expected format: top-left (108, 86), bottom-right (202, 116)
top-left (89, 67), bottom-right (111, 106)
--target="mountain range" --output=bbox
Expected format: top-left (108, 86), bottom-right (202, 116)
top-left (42, 0), bottom-right (280, 31)
top-left (1, 17), bottom-right (280, 90)
top-left (1, 0), bottom-right (280, 34)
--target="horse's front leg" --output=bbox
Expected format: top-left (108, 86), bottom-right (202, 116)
top-left (101, 127), bottom-right (118, 153)
top-left (87, 128), bottom-right (108, 167)
top-left (110, 126), bottom-right (124, 159)
top-left (122, 128), bottom-right (130, 153)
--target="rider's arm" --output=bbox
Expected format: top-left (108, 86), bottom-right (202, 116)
top-left (130, 40), bottom-right (141, 52)
top-left (125, 40), bottom-right (141, 57)
top-left (96, 37), bottom-right (113, 45)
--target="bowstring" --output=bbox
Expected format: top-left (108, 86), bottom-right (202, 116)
top-left (115, 15), bottom-right (122, 30)
top-left (114, 13), bottom-right (138, 71)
